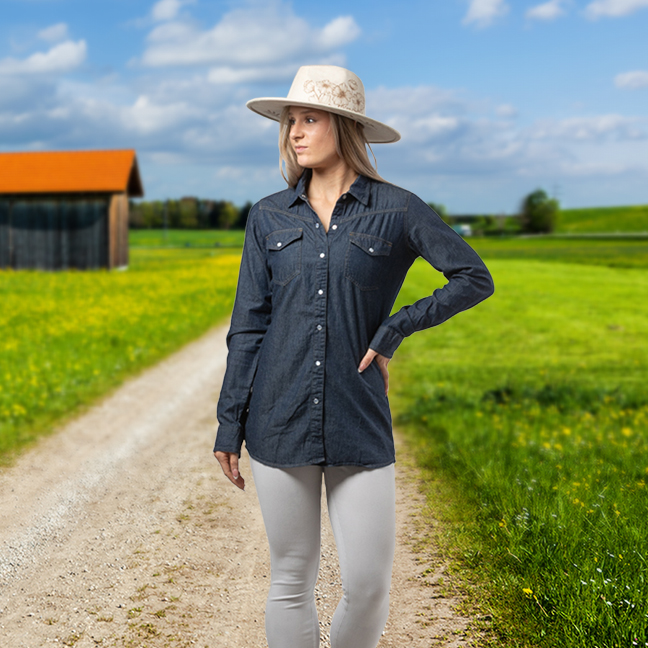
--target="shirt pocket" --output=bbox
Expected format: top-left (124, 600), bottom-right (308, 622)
top-left (266, 228), bottom-right (303, 286)
top-left (344, 232), bottom-right (393, 291)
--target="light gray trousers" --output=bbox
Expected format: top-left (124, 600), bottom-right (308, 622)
top-left (250, 459), bottom-right (396, 648)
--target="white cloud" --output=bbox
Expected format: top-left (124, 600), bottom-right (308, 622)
top-left (0, 40), bottom-right (86, 75)
top-left (141, 2), bottom-right (360, 78)
top-left (615, 70), bottom-right (648, 89)
top-left (38, 23), bottom-right (69, 43)
top-left (463, 0), bottom-right (509, 27)
top-left (526, 0), bottom-right (566, 20)
top-left (585, 0), bottom-right (648, 18)
top-left (529, 115), bottom-right (647, 141)
top-left (151, 0), bottom-right (194, 22)
top-left (496, 103), bottom-right (518, 117)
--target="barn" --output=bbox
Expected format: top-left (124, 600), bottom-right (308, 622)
top-left (0, 149), bottom-right (144, 270)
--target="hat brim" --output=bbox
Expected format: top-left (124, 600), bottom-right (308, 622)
top-left (246, 98), bottom-right (401, 144)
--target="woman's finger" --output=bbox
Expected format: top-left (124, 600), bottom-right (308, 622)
top-left (358, 348), bottom-right (377, 373)
top-left (214, 451), bottom-right (246, 490)
top-left (376, 355), bottom-right (390, 394)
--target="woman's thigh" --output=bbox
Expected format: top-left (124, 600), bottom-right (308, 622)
top-left (250, 459), bottom-right (323, 570)
top-left (324, 464), bottom-right (396, 588)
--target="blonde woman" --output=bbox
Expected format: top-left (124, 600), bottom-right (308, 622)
top-left (214, 65), bottom-right (494, 648)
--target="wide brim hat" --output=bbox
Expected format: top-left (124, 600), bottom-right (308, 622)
top-left (246, 65), bottom-right (401, 144)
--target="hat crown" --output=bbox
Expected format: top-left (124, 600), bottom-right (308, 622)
top-left (287, 65), bottom-right (366, 116)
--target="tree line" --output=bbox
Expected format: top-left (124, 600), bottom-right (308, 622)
top-left (430, 188), bottom-right (560, 236)
top-left (129, 198), bottom-right (253, 230)
top-left (130, 188), bottom-right (558, 235)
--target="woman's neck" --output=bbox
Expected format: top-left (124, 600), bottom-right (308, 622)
top-left (307, 161), bottom-right (358, 204)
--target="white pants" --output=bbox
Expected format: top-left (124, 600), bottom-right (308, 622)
top-left (249, 459), bottom-right (396, 648)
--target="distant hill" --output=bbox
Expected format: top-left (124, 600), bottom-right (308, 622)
top-left (557, 205), bottom-right (648, 234)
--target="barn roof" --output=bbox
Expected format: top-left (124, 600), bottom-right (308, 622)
top-left (0, 149), bottom-right (144, 197)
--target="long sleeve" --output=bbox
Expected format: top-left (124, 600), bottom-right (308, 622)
top-left (369, 194), bottom-right (494, 358)
top-left (214, 206), bottom-right (272, 454)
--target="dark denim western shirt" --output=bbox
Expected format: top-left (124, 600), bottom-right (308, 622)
top-left (214, 172), bottom-right (494, 468)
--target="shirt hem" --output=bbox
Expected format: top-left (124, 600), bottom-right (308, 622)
top-left (247, 450), bottom-right (395, 469)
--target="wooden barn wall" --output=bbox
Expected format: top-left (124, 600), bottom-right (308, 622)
top-left (108, 193), bottom-right (129, 269)
top-left (0, 200), bottom-right (9, 268)
top-left (0, 197), bottom-right (110, 270)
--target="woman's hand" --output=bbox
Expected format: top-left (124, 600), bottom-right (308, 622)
top-left (358, 348), bottom-right (391, 395)
top-left (214, 451), bottom-right (246, 490)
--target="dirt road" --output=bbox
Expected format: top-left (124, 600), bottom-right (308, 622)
top-left (0, 323), bottom-right (476, 647)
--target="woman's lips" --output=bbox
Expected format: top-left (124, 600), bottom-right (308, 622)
top-left (295, 146), bottom-right (307, 154)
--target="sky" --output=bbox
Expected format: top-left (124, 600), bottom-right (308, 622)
top-left (0, 0), bottom-right (646, 213)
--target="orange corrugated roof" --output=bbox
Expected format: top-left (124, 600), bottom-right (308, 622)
top-left (0, 149), bottom-right (144, 197)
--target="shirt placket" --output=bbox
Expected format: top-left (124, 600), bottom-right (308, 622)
top-left (301, 193), bottom-right (330, 461)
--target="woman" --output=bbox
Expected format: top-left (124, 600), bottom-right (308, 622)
top-left (214, 65), bottom-right (494, 648)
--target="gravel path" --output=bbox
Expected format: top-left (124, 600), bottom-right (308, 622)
top-left (0, 322), bottom-right (477, 647)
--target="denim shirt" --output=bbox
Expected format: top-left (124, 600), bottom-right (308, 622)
top-left (214, 172), bottom-right (494, 468)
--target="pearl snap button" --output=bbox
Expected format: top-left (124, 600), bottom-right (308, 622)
top-left (277, 242), bottom-right (282, 247)
top-left (369, 247), bottom-right (374, 253)
top-left (315, 361), bottom-right (321, 366)
top-left (318, 289), bottom-right (323, 295)
top-left (332, 224), bottom-right (338, 230)
top-left (313, 398), bottom-right (319, 404)
top-left (317, 325), bottom-right (322, 331)
top-left (320, 253), bottom-right (325, 258)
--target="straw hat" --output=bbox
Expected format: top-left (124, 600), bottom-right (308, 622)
top-left (246, 65), bottom-right (401, 144)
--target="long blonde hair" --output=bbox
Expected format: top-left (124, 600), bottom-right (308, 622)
top-left (278, 107), bottom-right (385, 188)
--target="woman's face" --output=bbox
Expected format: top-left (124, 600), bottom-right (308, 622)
top-left (288, 107), bottom-right (340, 171)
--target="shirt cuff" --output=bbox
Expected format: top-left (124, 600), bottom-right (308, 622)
top-left (369, 325), bottom-right (404, 359)
top-left (213, 424), bottom-right (244, 455)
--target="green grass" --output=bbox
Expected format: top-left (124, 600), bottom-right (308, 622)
top-left (469, 237), bottom-right (648, 269)
top-left (129, 228), bottom-right (245, 248)
top-left (557, 205), bottom-right (648, 234)
top-left (0, 248), bottom-right (241, 461)
top-left (390, 258), bottom-right (648, 647)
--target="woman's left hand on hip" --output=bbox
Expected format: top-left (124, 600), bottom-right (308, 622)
top-left (358, 349), bottom-right (390, 395)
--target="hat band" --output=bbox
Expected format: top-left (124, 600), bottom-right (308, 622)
top-left (298, 78), bottom-right (366, 115)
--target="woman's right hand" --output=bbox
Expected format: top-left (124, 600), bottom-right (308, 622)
top-left (214, 451), bottom-right (246, 490)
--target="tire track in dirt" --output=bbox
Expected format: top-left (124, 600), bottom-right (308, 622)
top-left (0, 322), bottom-right (479, 647)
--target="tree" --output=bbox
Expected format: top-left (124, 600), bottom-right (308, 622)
top-left (519, 189), bottom-right (559, 234)
top-left (427, 202), bottom-right (451, 224)
top-left (218, 201), bottom-right (240, 230)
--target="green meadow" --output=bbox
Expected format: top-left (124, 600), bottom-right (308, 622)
top-left (0, 248), bottom-right (240, 462)
top-left (557, 204), bottom-right (648, 234)
top-left (1, 230), bottom-right (647, 646)
top-left (390, 253), bottom-right (648, 646)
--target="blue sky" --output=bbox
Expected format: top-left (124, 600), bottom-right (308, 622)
top-left (1, 0), bottom-right (646, 213)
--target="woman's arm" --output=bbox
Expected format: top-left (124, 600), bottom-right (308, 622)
top-left (369, 194), bottom-right (494, 358)
top-left (214, 206), bottom-right (271, 462)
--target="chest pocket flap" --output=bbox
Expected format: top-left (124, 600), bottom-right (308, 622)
top-left (265, 228), bottom-right (303, 286)
top-left (266, 228), bottom-right (303, 250)
top-left (348, 232), bottom-right (392, 256)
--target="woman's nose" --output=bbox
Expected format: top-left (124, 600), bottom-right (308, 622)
top-left (291, 124), bottom-right (303, 140)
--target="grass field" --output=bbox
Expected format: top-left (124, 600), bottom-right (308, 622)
top-left (557, 205), bottom-right (648, 234)
top-left (129, 228), bottom-right (246, 248)
top-left (470, 237), bottom-right (648, 269)
top-left (2, 232), bottom-right (647, 646)
top-left (390, 258), bottom-right (648, 647)
top-left (0, 248), bottom-right (240, 462)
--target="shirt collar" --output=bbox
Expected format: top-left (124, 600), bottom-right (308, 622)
top-left (289, 170), bottom-right (372, 208)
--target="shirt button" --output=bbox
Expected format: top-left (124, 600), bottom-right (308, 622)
top-left (315, 361), bottom-right (321, 366)
top-left (313, 398), bottom-right (319, 404)
top-left (320, 252), bottom-right (326, 259)
top-left (342, 194), bottom-right (347, 200)
top-left (315, 223), bottom-right (320, 228)
top-left (316, 324), bottom-right (322, 331)
top-left (301, 194), bottom-right (307, 200)
top-left (277, 242), bottom-right (282, 247)
top-left (318, 289), bottom-right (323, 295)
top-left (331, 224), bottom-right (338, 230)
top-left (369, 247), bottom-right (374, 253)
